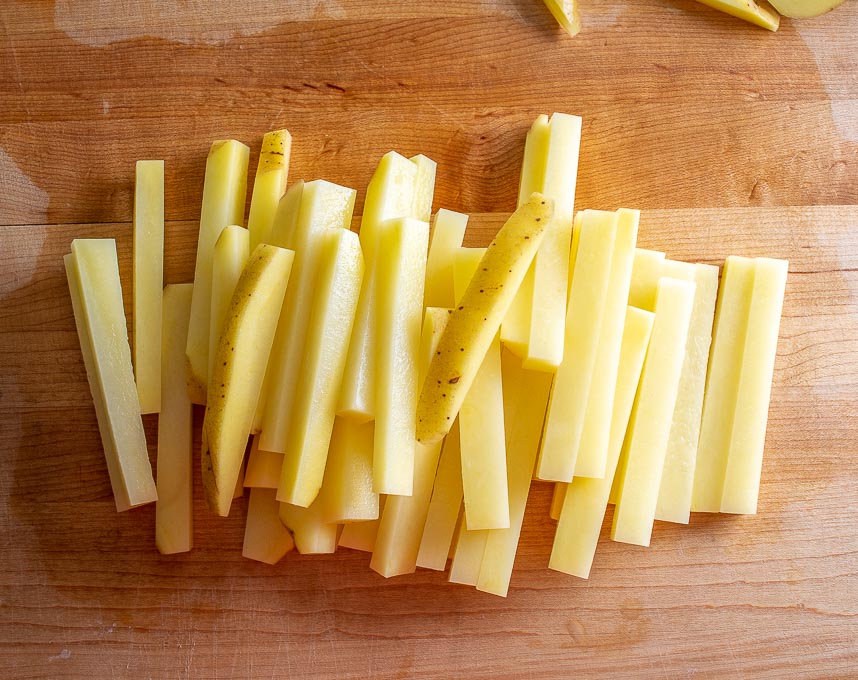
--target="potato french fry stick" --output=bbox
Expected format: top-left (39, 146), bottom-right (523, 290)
top-left (248, 129), bottom-right (291, 254)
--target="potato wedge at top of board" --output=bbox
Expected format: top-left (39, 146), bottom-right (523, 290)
top-left (416, 193), bottom-right (553, 445)
top-left (201, 244), bottom-right (294, 517)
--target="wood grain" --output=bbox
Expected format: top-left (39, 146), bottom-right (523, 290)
top-left (1, 207), bottom-right (856, 679)
top-left (1, 0), bottom-right (857, 677)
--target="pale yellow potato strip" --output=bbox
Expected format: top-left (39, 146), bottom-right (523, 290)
top-left (244, 435), bottom-right (282, 489)
top-left (424, 209), bottom-right (468, 309)
top-left (692, 257), bottom-right (756, 512)
top-left (133, 159), bottom-right (164, 414)
top-left (279, 499), bottom-right (339, 554)
top-left (277, 228), bottom-right (364, 506)
top-left (66, 240), bottom-right (157, 511)
top-left (208, 225), bottom-right (249, 382)
top-left (186, 140), bottom-right (249, 404)
top-left (373, 218), bottom-right (429, 495)
top-left (155, 283), bottom-right (194, 554)
top-left (247, 129), bottom-right (291, 254)
top-left (628, 249), bottom-right (666, 312)
top-left (612, 278), bottom-right (695, 546)
top-left (549, 483), bottom-right (566, 521)
top-left (542, 0), bottom-right (582, 37)
top-left (318, 418), bottom-right (378, 524)
top-left (574, 209), bottom-right (639, 478)
top-left (476, 350), bottom-right (553, 597)
top-left (242, 488), bottom-right (295, 565)
top-left (417, 194), bottom-right (552, 444)
top-left (259, 181), bottom-right (355, 454)
top-left (537, 209), bottom-right (618, 481)
top-left (655, 261), bottom-right (720, 524)
top-left (550, 307), bottom-right (653, 578)
top-left (720, 258), bottom-right (788, 514)
top-left (449, 522), bottom-right (489, 586)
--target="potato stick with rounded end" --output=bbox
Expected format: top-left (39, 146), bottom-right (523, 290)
top-left (133, 160), bottom-right (164, 414)
top-left (156, 284), bottom-right (194, 554)
top-left (542, 0), bottom-right (581, 37)
top-left (373, 218), bottom-right (429, 495)
top-left (692, 257), bottom-right (756, 512)
top-left (247, 129), bottom-right (291, 254)
top-left (371, 307), bottom-right (450, 577)
top-left (694, 0), bottom-right (780, 31)
top-left (449, 522), bottom-right (489, 586)
top-left (476, 350), bottom-right (552, 597)
top-left (409, 154), bottom-right (437, 222)
top-left (612, 278), bottom-right (695, 546)
top-left (279, 499), bottom-right (339, 555)
top-left (628, 249), bottom-right (666, 312)
top-left (550, 306), bottom-right (653, 578)
top-left (720, 258), bottom-right (788, 515)
top-left (417, 194), bottom-right (553, 444)
top-left (186, 140), bottom-right (250, 404)
top-left (242, 488), bottom-right (295, 564)
top-left (416, 421), bottom-right (463, 570)
top-left (318, 418), bottom-right (378, 524)
top-left (537, 210), bottom-right (618, 481)
top-left (66, 240), bottom-right (156, 511)
top-left (454, 247), bottom-right (508, 530)
top-left (209, 225), bottom-right (249, 382)
top-left (425, 210), bottom-right (468, 309)
top-left (655, 261), bottom-right (719, 524)
top-left (259, 181), bottom-right (355, 453)
top-left (549, 483), bottom-right (566, 521)
top-left (244, 435), bottom-right (283, 489)
top-left (201, 245), bottom-right (294, 517)
top-left (252, 181), bottom-right (305, 434)
top-left (574, 209), bottom-right (639, 478)
top-left (277, 229), bottom-right (364, 506)
top-left (338, 496), bottom-right (386, 552)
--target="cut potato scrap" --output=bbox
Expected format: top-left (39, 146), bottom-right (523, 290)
top-left (260, 181), bottom-right (355, 455)
top-left (692, 256), bottom-right (756, 512)
top-left (516, 113), bottom-right (582, 371)
top-left (209, 225), bottom-right (250, 382)
top-left (133, 159), bottom-right (164, 415)
top-left (720, 258), bottom-right (787, 514)
top-left (476, 350), bottom-right (552, 597)
top-left (277, 228), bottom-right (364, 506)
top-left (416, 194), bottom-right (553, 444)
top-left (449, 521), bottom-right (488, 586)
top-left (542, 0), bottom-right (581, 37)
top-left (186, 140), bottom-right (250, 404)
top-left (247, 129), bottom-right (291, 254)
top-left (279, 499), bottom-right (339, 554)
top-left (242, 488), bottom-right (295, 565)
top-left (537, 209), bottom-right (618, 482)
top-left (339, 152), bottom-right (435, 421)
top-left (156, 283), bottom-right (194, 554)
top-left (318, 418), bottom-right (378, 524)
top-left (416, 420), bottom-right (464, 570)
top-left (612, 278), bottom-right (696, 546)
top-left (574, 209), bottom-right (639, 478)
top-left (373, 218), bottom-right (430, 495)
top-left (371, 307), bottom-right (450, 578)
top-left (454, 248), bottom-right (509, 531)
top-left (201, 244), bottom-right (294, 516)
top-left (550, 306), bottom-right (653, 578)
top-left (655, 261), bottom-right (720, 524)
top-left (244, 435), bottom-right (282, 489)
top-left (65, 239), bottom-right (157, 512)
top-left (425, 209), bottom-right (468, 309)
top-left (694, 0), bottom-right (780, 31)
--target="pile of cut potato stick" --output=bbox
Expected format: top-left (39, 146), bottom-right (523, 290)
top-left (64, 113), bottom-right (788, 598)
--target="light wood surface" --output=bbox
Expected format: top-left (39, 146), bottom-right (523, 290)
top-left (1, 0), bottom-right (857, 678)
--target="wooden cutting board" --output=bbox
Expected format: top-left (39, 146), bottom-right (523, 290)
top-left (1, 0), bottom-right (857, 677)
top-left (0, 206), bottom-right (855, 679)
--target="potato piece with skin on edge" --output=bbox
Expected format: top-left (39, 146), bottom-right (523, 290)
top-left (416, 193), bottom-right (554, 445)
top-left (201, 243), bottom-right (294, 517)
top-left (694, 0), bottom-right (780, 30)
top-left (247, 129), bottom-right (291, 254)
top-left (768, 0), bottom-right (847, 18)
top-left (542, 0), bottom-right (581, 37)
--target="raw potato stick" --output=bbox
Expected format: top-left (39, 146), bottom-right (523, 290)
top-left (424, 210), bottom-right (468, 309)
top-left (247, 129), bottom-right (291, 254)
top-left (449, 522), bottom-right (488, 586)
top-left (279, 499), bottom-right (339, 554)
top-left (208, 225), bottom-right (249, 382)
top-left (694, 0), bottom-right (780, 30)
top-left (186, 140), bottom-right (250, 404)
top-left (156, 283), bottom-right (194, 554)
top-left (65, 239), bottom-right (157, 511)
top-left (338, 495), bottom-right (386, 552)
top-left (242, 487), bottom-right (294, 565)
top-left (133, 159), bottom-right (164, 414)
top-left (243, 435), bottom-right (283, 489)
top-left (201, 244), bottom-right (294, 516)
top-left (416, 193), bottom-right (553, 444)
top-left (318, 418), bottom-right (378, 524)
top-left (542, 0), bottom-right (581, 36)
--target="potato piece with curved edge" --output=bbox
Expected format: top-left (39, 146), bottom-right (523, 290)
top-left (694, 0), bottom-right (780, 30)
top-left (247, 129), bottom-right (291, 254)
top-left (201, 244), bottom-right (294, 517)
top-left (416, 193), bottom-right (553, 445)
top-left (768, 0), bottom-right (847, 18)
top-left (278, 500), bottom-right (339, 554)
top-left (277, 228), bottom-right (365, 507)
top-left (242, 488), bottom-right (295, 565)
